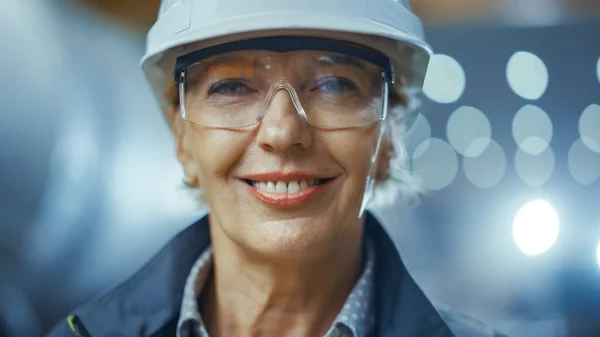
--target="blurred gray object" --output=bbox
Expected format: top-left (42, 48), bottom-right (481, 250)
top-left (0, 0), bottom-right (203, 332)
top-left (0, 259), bottom-right (42, 337)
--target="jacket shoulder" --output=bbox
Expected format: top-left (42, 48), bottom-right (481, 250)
top-left (43, 315), bottom-right (76, 337)
top-left (42, 218), bottom-right (210, 337)
top-left (435, 303), bottom-right (510, 337)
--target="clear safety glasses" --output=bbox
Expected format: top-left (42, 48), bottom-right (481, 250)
top-left (174, 37), bottom-right (394, 129)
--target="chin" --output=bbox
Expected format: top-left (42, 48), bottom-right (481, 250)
top-left (243, 216), bottom-right (337, 259)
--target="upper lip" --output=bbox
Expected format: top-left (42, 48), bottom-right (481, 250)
top-left (240, 171), bottom-right (334, 181)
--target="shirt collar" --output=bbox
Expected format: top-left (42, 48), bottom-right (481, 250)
top-left (327, 239), bottom-right (376, 337)
top-left (177, 241), bottom-right (376, 337)
top-left (177, 246), bottom-right (213, 337)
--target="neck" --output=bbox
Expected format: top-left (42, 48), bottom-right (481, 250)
top-left (202, 217), bottom-right (364, 337)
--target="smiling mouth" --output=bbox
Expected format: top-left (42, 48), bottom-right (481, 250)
top-left (243, 178), bottom-right (335, 194)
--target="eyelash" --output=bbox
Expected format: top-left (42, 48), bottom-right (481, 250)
top-left (316, 77), bottom-right (358, 92)
top-left (207, 77), bottom-right (358, 96)
top-left (208, 80), bottom-right (249, 96)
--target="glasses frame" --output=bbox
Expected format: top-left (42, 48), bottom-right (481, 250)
top-left (174, 36), bottom-right (395, 129)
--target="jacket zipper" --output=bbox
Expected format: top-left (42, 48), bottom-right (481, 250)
top-left (67, 315), bottom-right (92, 337)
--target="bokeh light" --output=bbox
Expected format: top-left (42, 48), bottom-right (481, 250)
top-left (513, 199), bottom-right (560, 256)
top-left (411, 138), bottom-right (459, 191)
top-left (515, 146), bottom-right (555, 187)
top-left (579, 104), bottom-right (600, 153)
top-left (568, 138), bottom-right (600, 186)
top-left (447, 106), bottom-right (492, 157)
top-left (597, 56), bottom-right (600, 85)
top-left (404, 113), bottom-right (432, 159)
top-left (506, 51), bottom-right (549, 100)
top-left (462, 139), bottom-right (506, 189)
top-left (423, 54), bottom-right (466, 104)
top-left (512, 105), bottom-right (553, 155)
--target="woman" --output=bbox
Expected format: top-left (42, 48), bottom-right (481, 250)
top-left (47, 0), bottom-right (508, 336)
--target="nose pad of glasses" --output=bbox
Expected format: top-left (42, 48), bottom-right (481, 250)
top-left (257, 81), bottom-right (312, 124)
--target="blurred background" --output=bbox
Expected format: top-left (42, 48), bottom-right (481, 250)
top-left (0, 0), bottom-right (599, 336)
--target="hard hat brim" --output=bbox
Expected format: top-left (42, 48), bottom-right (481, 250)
top-left (141, 11), bottom-right (433, 126)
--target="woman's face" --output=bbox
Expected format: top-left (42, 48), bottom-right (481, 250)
top-left (173, 49), bottom-right (385, 258)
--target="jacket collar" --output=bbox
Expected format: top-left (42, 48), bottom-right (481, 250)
top-left (364, 212), bottom-right (454, 337)
top-left (74, 212), bottom-right (453, 337)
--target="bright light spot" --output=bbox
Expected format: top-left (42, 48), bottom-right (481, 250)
top-left (597, 56), bottom-right (600, 85)
top-left (447, 106), bottom-right (492, 157)
top-left (579, 104), bottom-right (600, 153)
top-left (411, 138), bottom-right (459, 191)
top-left (404, 113), bottom-right (431, 159)
top-left (513, 199), bottom-right (559, 256)
top-left (423, 54), bottom-right (466, 104)
top-left (463, 139), bottom-right (506, 189)
top-left (506, 51), bottom-right (549, 100)
top-left (513, 105), bottom-right (553, 155)
top-left (568, 138), bottom-right (600, 186)
top-left (515, 146), bottom-right (555, 187)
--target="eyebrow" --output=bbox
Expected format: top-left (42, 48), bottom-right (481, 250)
top-left (203, 54), bottom-right (267, 69)
top-left (314, 54), bottom-right (367, 70)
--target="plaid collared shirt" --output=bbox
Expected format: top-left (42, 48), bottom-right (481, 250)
top-left (177, 241), bottom-right (376, 337)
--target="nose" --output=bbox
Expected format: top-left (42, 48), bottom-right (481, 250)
top-left (256, 89), bottom-right (312, 152)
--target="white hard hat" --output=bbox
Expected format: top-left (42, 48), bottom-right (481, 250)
top-left (141, 0), bottom-right (433, 126)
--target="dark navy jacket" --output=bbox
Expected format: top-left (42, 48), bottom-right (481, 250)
top-left (45, 212), bottom-right (508, 337)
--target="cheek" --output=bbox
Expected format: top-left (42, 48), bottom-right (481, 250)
top-left (189, 126), bottom-right (251, 186)
top-left (322, 126), bottom-right (380, 179)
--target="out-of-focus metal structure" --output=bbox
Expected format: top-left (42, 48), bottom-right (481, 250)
top-left (413, 0), bottom-right (600, 21)
top-left (81, 0), bottom-right (600, 29)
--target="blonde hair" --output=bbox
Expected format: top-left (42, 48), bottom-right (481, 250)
top-left (373, 87), bottom-right (426, 209)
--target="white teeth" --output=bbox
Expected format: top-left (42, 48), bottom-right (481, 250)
top-left (253, 180), bottom-right (322, 194)
top-left (288, 181), bottom-right (299, 194)
top-left (275, 181), bottom-right (287, 193)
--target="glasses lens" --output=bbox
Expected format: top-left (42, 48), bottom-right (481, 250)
top-left (181, 50), bottom-right (385, 128)
top-left (298, 54), bottom-right (383, 128)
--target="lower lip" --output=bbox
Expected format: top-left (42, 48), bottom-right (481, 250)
top-left (245, 181), bottom-right (332, 207)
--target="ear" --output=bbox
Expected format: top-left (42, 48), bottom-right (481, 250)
top-left (171, 108), bottom-right (201, 188)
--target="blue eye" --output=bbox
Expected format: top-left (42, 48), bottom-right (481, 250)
top-left (318, 78), bottom-right (358, 93)
top-left (209, 80), bottom-right (249, 95)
